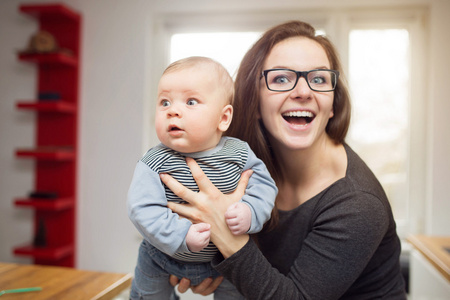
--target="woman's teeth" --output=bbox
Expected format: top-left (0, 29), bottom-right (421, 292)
top-left (282, 111), bottom-right (315, 125)
top-left (282, 111), bottom-right (314, 118)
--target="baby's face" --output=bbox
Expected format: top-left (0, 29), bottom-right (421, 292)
top-left (155, 66), bottom-right (231, 153)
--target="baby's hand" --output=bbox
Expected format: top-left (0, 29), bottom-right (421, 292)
top-left (224, 202), bottom-right (251, 235)
top-left (186, 223), bottom-right (211, 252)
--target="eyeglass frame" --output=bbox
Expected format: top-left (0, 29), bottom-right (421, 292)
top-left (261, 68), bottom-right (340, 92)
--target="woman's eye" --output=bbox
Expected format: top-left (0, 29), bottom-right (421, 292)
top-left (273, 75), bottom-right (290, 84)
top-left (187, 99), bottom-right (198, 106)
top-left (311, 76), bottom-right (326, 84)
top-left (161, 100), bottom-right (170, 107)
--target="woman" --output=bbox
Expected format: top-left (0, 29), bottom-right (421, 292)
top-left (162, 20), bottom-right (407, 299)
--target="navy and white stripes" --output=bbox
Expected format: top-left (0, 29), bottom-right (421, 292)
top-left (140, 138), bottom-right (248, 262)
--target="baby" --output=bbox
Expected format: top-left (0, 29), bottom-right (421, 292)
top-left (128, 56), bottom-right (277, 299)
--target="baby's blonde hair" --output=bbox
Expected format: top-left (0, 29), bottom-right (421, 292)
top-left (163, 56), bottom-right (234, 105)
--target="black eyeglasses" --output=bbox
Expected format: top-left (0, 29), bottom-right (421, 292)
top-left (261, 68), bottom-right (339, 92)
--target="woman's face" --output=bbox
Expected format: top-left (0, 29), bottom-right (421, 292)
top-left (259, 37), bottom-right (335, 152)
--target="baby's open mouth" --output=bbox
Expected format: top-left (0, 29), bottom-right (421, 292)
top-left (169, 125), bottom-right (182, 131)
top-left (282, 111), bottom-right (315, 126)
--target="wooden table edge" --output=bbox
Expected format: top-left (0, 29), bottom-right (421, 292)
top-left (93, 272), bottom-right (133, 300)
top-left (407, 234), bottom-right (450, 282)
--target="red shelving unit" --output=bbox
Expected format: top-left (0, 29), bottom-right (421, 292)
top-left (13, 3), bottom-right (81, 268)
top-left (18, 52), bottom-right (78, 66)
top-left (16, 101), bottom-right (77, 113)
top-left (16, 147), bottom-right (75, 161)
top-left (14, 244), bottom-right (74, 261)
top-left (14, 197), bottom-right (75, 211)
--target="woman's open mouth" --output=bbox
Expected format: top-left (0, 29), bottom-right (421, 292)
top-left (282, 111), bottom-right (315, 126)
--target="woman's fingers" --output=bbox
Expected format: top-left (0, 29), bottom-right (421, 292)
top-left (160, 173), bottom-right (196, 203)
top-left (167, 202), bottom-right (195, 222)
top-left (177, 277), bottom-right (191, 293)
top-left (170, 275), bottom-right (192, 294)
top-left (165, 158), bottom-right (253, 227)
top-left (186, 157), bottom-right (219, 195)
top-left (169, 275), bottom-right (180, 287)
top-left (170, 276), bottom-right (223, 296)
top-left (234, 169), bottom-right (253, 198)
top-left (191, 276), bottom-right (224, 296)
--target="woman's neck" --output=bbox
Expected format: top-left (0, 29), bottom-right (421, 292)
top-left (273, 137), bottom-right (347, 211)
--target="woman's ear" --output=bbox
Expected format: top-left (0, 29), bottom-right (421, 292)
top-left (218, 104), bottom-right (233, 132)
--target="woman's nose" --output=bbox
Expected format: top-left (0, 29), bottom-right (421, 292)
top-left (290, 77), bottom-right (312, 99)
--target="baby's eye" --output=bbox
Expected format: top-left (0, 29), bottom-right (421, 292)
top-left (161, 100), bottom-right (170, 107)
top-left (187, 99), bottom-right (198, 106)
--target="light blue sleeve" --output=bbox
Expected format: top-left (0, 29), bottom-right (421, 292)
top-left (242, 143), bottom-right (278, 233)
top-left (127, 160), bottom-right (191, 255)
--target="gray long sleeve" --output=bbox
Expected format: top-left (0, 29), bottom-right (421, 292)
top-left (213, 145), bottom-right (406, 299)
top-left (128, 137), bottom-right (277, 260)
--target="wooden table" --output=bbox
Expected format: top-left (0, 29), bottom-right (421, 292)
top-left (407, 235), bottom-right (450, 282)
top-left (0, 262), bottom-right (132, 299)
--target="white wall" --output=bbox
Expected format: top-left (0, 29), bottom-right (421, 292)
top-left (427, 0), bottom-right (450, 236)
top-left (76, 0), bottom-right (155, 273)
top-left (0, 0), bottom-right (449, 283)
top-left (0, 0), bottom-right (153, 273)
top-left (0, 0), bottom-right (37, 266)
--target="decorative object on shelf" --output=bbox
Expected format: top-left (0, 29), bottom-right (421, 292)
top-left (29, 191), bottom-right (58, 199)
top-left (19, 30), bottom-right (73, 56)
top-left (26, 30), bottom-right (57, 53)
top-left (33, 218), bottom-right (47, 248)
top-left (38, 91), bottom-right (61, 101)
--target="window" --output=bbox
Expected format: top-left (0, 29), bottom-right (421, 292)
top-left (170, 32), bottom-right (262, 77)
top-left (347, 29), bottom-right (411, 232)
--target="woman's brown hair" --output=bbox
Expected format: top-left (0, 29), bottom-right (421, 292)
top-left (226, 20), bottom-right (351, 182)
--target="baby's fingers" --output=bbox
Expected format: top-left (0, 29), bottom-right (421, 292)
top-left (191, 222), bottom-right (211, 233)
top-left (225, 216), bottom-right (238, 226)
top-left (225, 203), bottom-right (238, 219)
top-left (228, 224), bottom-right (246, 235)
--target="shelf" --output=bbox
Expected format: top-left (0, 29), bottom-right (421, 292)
top-left (14, 2), bottom-right (80, 268)
top-left (16, 101), bottom-right (76, 113)
top-left (20, 3), bottom-right (80, 23)
top-left (13, 244), bottom-right (74, 261)
top-left (18, 52), bottom-right (78, 67)
top-left (16, 147), bottom-right (75, 161)
top-left (14, 197), bottom-right (74, 211)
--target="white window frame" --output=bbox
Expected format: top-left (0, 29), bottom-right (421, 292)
top-left (149, 7), bottom-right (428, 240)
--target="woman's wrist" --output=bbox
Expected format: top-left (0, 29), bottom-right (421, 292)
top-left (211, 222), bottom-right (249, 258)
top-left (221, 234), bottom-right (249, 258)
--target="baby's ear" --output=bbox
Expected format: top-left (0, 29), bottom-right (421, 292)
top-left (218, 104), bottom-right (233, 132)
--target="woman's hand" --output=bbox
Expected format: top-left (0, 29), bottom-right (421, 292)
top-left (160, 157), bottom-right (251, 225)
top-left (160, 157), bottom-right (251, 257)
top-left (169, 275), bottom-right (224, 296)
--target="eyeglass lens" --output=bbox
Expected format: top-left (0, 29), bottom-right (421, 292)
top-left (266, 69), bottom-right (337, 92)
